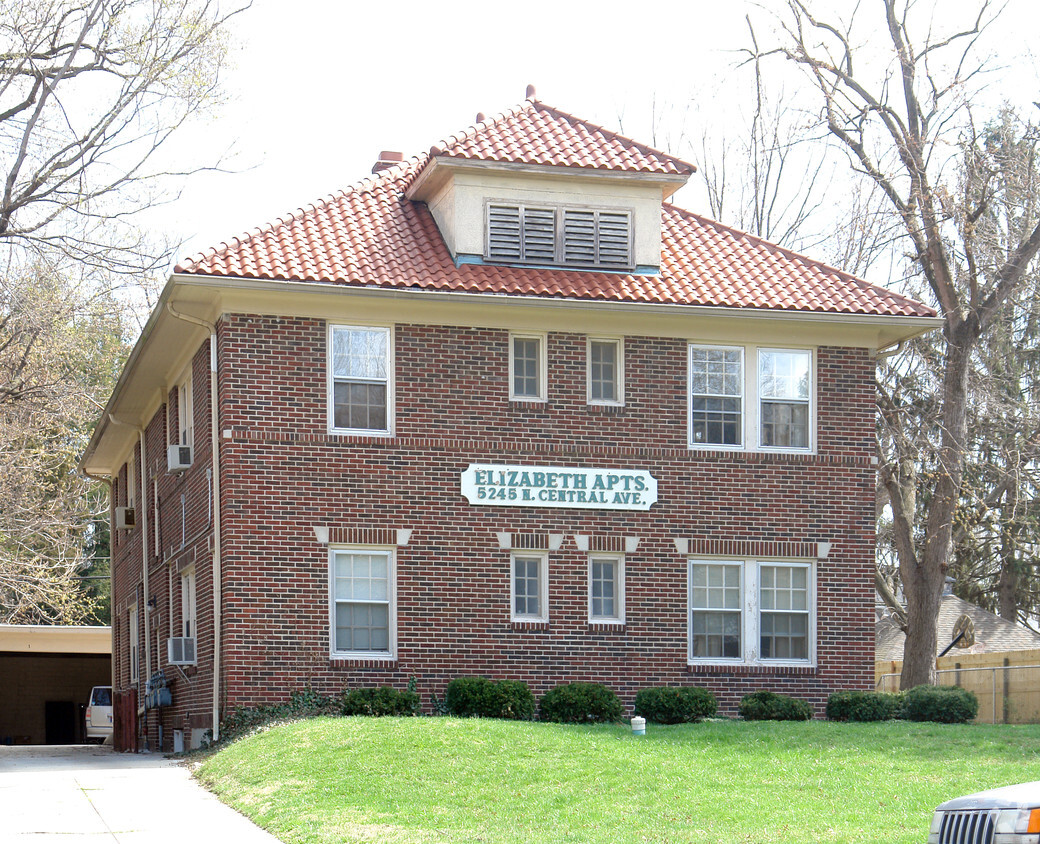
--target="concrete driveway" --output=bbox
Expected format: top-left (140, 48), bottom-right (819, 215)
top-left (0, 745), bottom-right (282, 843)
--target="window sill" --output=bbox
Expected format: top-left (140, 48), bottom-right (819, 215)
top-left (587, 621), bottom-right (625, 633)
top-left (329, 428), bottom-right (394, 438)
top-left (687, 444), bottom-right (818, 457)
top-left (510, 620), bottom-right (549, 631)
top-left (587, 403), bottom-right (625, 415)
top-left (330, 654), bottom-right (397, 667)
top-left (687, 662), bottom-right (816, 676)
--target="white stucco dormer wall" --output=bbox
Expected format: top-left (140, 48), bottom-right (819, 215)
top-left (422, 164), bottom-right (670, 270)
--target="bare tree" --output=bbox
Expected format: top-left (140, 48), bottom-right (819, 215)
top-left (0, 260), bottom-right (126, 623)
top-left (697, 17), bottom-right (834, 252)
top-left (0, 0), bottom-right (246, 623)
top-left (766, 0), bottom-right (1040, 687)
top-left (0, 0), bottom-right (246, 275)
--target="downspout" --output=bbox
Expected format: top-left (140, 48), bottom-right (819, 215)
top-left (166, 302), bottom-right (223, 742)
top-left (108, 415), bottom-right (150, 710)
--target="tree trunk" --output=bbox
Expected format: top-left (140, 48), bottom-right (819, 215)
top-left (899, 332), bottom-right (972, 689)
top-left (998, 484), bottom-right (1020, 620)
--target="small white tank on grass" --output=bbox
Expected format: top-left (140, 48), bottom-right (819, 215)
top-left (631, 717), bottom-right (646, 735)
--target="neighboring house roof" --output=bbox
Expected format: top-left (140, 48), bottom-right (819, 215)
top-left (176, 98), bottom-right (935, 320)
top-left (876, 594), bottom-right (1040, 662)
top-left (0, 624), bottom-right (111, 655)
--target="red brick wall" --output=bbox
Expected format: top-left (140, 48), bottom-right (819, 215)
top-left (110, 340), bottom-right (217, 750)
top-left (213, 315), bottom-right (876, 718)
top-left (111, 312), bottom-right (879, 744)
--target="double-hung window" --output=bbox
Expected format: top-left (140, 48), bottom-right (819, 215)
top-left (128, 604), bottom-right (139, 683)
top-left (330, 547), bottom-right (396, 659)
top-left (759, 564), bottom-right (810, 660)
top-left (688, 559), bottom-right (813, 665)
top-left (587, 338), bottom-right (623, 405)
top-left (330, 325), bottom-right (392, 434)
top-left (509, 332), bottom-right (546, 401)
top-left (689, 562), bottom-right (742, 659)
top-left (181, 567), bottom-right (197, 639)
top-left (511, 552), bottom-right (548, 622)
top-left (126, 458), bottom-right (136, 508)
top-left (689, 346), bottom-right (744, 447)
top-left (759, 349), bottom-right (811, 449)
top-left (177, 369), bottom-right (193, 447)
top-left (688, 345), bottom-right (813, 452)
top-left (588, 554), bottom-right (624, 624)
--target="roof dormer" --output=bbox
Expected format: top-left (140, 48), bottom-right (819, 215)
top-left (405, 97), bottom-right (693, 274)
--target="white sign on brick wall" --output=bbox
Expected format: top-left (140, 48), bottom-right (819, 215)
top-left (460, 464), bottom-right (657, 511)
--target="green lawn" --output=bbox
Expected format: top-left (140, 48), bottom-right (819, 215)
top-left (195, 716), bottom-right (1040, 844)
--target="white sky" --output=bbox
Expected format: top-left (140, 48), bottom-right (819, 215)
top-left (158, 0), bottom-right (1040, 267)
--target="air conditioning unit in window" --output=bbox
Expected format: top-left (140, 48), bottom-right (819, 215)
top-left (167, 637), bottom-right (196, 665)
top-left (114, 506), bottom-right (136, 530)
top-left (167, 443), bottom-right (192, 473)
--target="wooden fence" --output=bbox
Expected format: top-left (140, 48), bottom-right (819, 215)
top-left (114, 688), bottom-right (137, 752)
top-left (876, 649), bottom-right (1040, 724)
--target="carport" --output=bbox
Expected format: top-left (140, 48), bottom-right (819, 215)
top-left (0, 625), bottom-right (111, 745)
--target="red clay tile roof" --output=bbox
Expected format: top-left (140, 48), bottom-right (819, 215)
top-left (427, 100), bottom-right (694, 177)
top-left (176, 101), bottom-right (934, 319)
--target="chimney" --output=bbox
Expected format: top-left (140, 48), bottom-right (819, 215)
top-left (371, 150), bottom-right (403, 174)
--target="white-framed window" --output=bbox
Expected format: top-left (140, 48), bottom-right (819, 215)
top-left (128, 604), bottom-right (139, 683)
top-left (126, 456), bottom-right (136, 507)
top-left (689, 345), bottom-right (744, 447)
top-left (511, 551), bottom-right (548, 622)
top-left (587, 337), bottom-right (624, 406)
top-left (330, 546), bottom-right (396, 659)
top-left (486, 203), bottom-right (633, 270)
top-left (688, 344), bottom-right (814, 452)
top-left (759, 349), bottom-right (812, 450)
top-left (329, 325), bottom-right (393, 434)
top-left (509, 332), bottom-right (547, 402)
top-left (588, 554), bottom-right (624, 624)
top-left (177, 368), bottom-right (194, 447)
top-left (689, 561), bottom-right (742, 660)
top-left (688, 558), bottom-right (814, 666)
top-left (181, 567), bottom-right (197, 639)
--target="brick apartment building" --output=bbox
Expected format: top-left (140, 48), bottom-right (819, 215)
top-left (80, 96), bottom-right (937, 750)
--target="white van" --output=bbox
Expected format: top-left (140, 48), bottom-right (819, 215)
top-left (85, 685), bottom-right (113, 742)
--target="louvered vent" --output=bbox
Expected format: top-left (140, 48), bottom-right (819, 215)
top-left (522, 207), bottom-right (556, 263)
top-left (563, 209), bottom-right (596, 266)
top-left (596, 211), bottom-right (632, 267)
top-left (488, 204), bottom-right (557, 264)
top-left (487, 205), bottom-right (522, 262)
top-left (563, 209), bottom-right (632, 268)
top-left (487, 204), bottom-right (632, 269)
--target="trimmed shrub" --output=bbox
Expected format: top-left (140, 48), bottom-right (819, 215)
top-left (903, 684), bottom-right (978, 724)
top-left (634, 686), bottom-right (718, 724)
top-left (539, 682), bottom-right (623, 724)
top-left (826, 690), bottom-right (902, 722)
top-left (444, 676), bottom-right (535, 720)
top-left (738, 690), bottom-right (812, 721)
top-left (341, 686), bottom-right (420, 717)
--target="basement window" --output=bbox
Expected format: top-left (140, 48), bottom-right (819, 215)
top-left (486, 203), bottom-right (633, 270)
